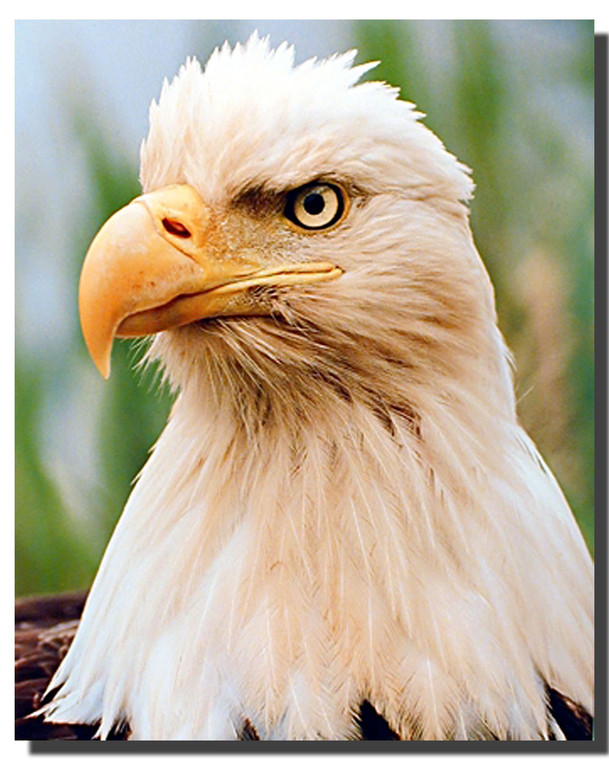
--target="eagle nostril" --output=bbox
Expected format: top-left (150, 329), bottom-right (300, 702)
top-left (162, 218), bottom-right (192, 238)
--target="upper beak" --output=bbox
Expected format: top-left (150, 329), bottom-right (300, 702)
top-left (78, 184), bottom-right (342, 378)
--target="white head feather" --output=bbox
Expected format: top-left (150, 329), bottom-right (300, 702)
top-left (45, 34), bottom-right (592, 740)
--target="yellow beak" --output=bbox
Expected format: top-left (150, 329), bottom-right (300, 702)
top-left (78, 184), bottom-right (342, 378)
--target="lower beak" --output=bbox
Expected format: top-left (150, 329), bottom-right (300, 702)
top-left (78, 184), bottom-right (342, 378)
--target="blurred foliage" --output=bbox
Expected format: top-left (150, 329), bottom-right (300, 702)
top-left (16, 107), bottom-right (175, 595)
top-left (16, 361), bottom-right (93, 592)
top-left (15, 21), bottom-right (594, 596)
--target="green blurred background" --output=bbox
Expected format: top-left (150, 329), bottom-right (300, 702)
top-left (15, 20), bottom-right (594, 596)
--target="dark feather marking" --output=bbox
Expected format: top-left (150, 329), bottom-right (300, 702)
top-left (357, 700), bottom-right (401, 740)
top-left (308, 367), bottom-right (352, 404)
top-left (304, 365), bottom-right (421, 441)
top-left (367, 395), bottom-right (421, 439)
top-left (238, 717), bottom-right (260, 740)
top-left (547, 685), bottom-right (593, 739)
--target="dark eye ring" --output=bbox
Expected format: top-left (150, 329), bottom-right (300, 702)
top-left (284, 182), bottom-right (347, 231)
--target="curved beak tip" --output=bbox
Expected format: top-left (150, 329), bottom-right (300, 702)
top-left (82, 331), bottom-right (112, 379)
top-left (79, 277), bottom-right (114, 379)
top-left (98, 358), bottom-right (111, 380)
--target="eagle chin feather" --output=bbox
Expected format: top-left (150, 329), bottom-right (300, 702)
top-left (36, 34), bottom-right (592, 740)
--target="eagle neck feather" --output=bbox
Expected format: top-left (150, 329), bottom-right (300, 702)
top-left (46, 328), bottom-right (592, 740)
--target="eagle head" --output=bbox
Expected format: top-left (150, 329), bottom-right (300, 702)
top-left (79, 36), bottom-right (495, 429)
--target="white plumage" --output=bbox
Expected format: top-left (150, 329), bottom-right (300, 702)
top-left (43, 35), bottom-right (593, 740)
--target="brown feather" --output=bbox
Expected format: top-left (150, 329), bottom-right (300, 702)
top-left (15, 591), bottom-right (129, 741)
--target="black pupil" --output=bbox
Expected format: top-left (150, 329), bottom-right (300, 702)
top-left (303, 191), bottom-right (325, 216)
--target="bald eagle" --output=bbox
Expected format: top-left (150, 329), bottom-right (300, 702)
top-left (16, 35), bottom-right (593, 741)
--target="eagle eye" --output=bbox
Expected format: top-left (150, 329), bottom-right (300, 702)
top-left (284, 183), bottom-right (347, 231)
